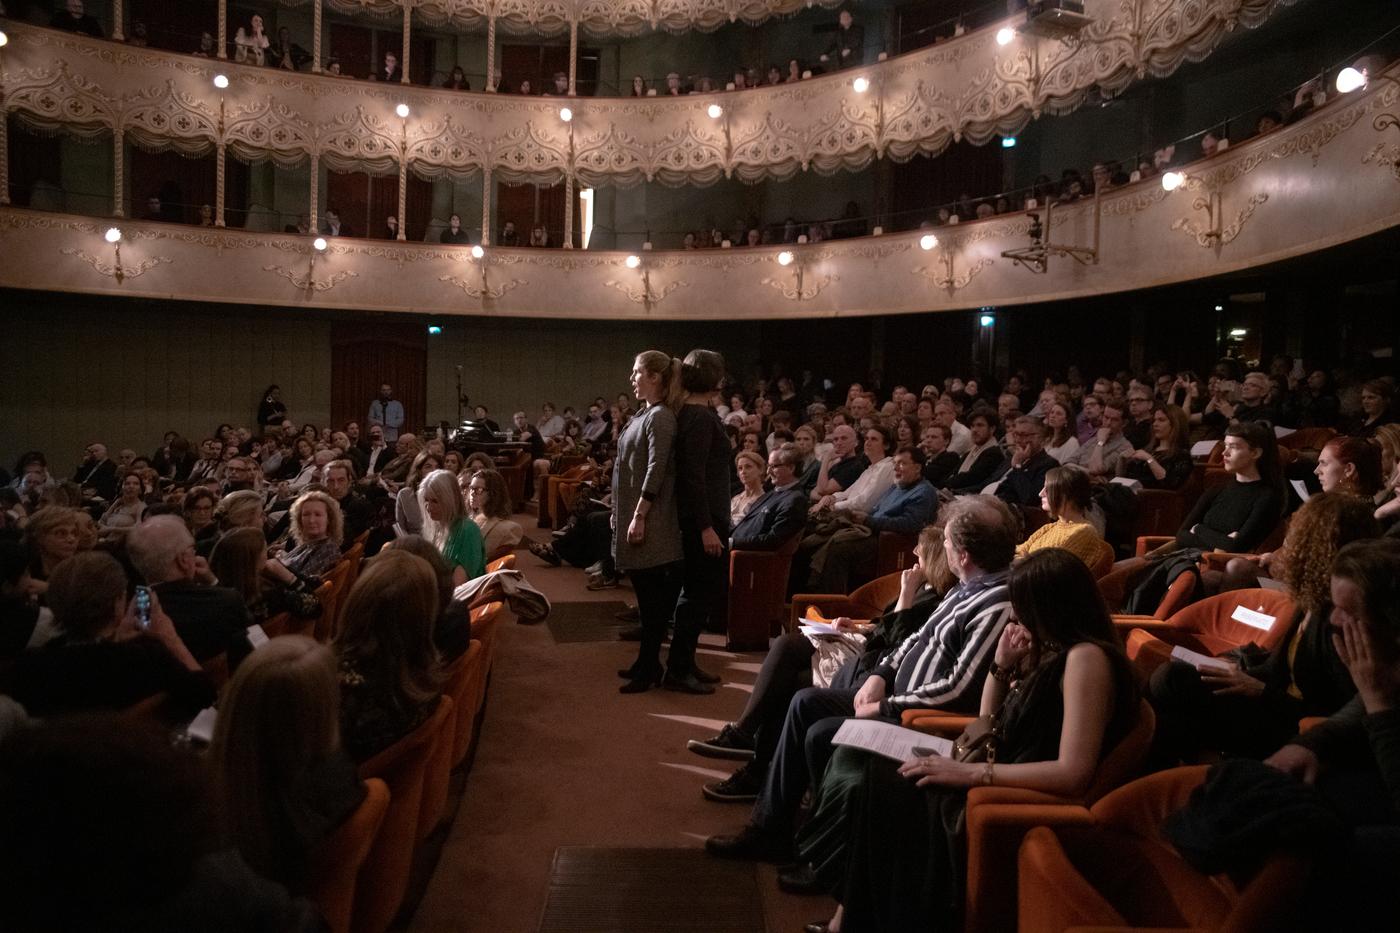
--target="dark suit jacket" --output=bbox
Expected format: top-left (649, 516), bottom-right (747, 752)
top-left (943, 446), bottom-right (1006, 492)
top-left (923, 451), bottom-right (962, 488)
top-left (731, 486), bottom-right (806, 551)
top-left (986, 449), bottom-right (1059, 506)
top-left (74, 458), bottom-right (118, 501)
top-left (151, 579), bottom-right (254, 669)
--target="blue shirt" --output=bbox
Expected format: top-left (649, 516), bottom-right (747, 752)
top-left (867, 479), bottom-right (937, 535)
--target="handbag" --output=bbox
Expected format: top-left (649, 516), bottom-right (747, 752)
top-left (951, 714), bottom-right (1000, 763)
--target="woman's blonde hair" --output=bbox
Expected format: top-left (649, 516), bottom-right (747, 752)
top-left (23, 506), bottom-right (81, 567)
top-left (210, 635), bottom-right (340, 883)
top-left (418, 468), bottom-right (468, 549)
top-left (1373, 423), bottom-right (1400, 479)
top-left (735, 450), bottom-right (766, 475)
top-left (209, 526), bottom-right (268, 604)
top-left (289, 489), bottom-right (344, 547)
top-left (216, 489), bottom-right (264, 531)
top-left (635, 350), bottom-right (685, 411)
top-left (916, 524), bottom-right (957, 595)
top-left (335, 551), bottom-right (443, 709)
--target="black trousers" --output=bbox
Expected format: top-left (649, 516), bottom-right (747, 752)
top-left (667, 529), bottom-right (726, 676)
top-left (627, 561), bottom-right (682, 675)
top-left (1148, 660), bottom-right (1303, 763)
top-left (736, 631), bottom-right (816, 766)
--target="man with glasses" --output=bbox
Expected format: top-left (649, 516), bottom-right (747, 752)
top-left (1069, 401), bottom-right (1133, 479)
top-left (730, 445), bottom-right (809, 552)
top-left (1124, 388), bottom-right (1155, 450)
top-left (979, 417), bottom-right (1058, 505)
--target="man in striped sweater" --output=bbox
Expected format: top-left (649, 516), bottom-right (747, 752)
top-left (706, 495), bottom-right (1018, 862)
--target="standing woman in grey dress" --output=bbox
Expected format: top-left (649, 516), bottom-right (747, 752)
top-left (616, 351), bottom-right (686, 694)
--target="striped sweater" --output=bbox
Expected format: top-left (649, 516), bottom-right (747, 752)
top-left (871, 569), bottom-right (1013, 717)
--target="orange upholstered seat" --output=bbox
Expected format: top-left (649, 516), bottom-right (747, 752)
top-left (726, 532), bottom-right (802, 650)
top-left (442, 639), bottom-right (486, 767)
top-left (1121, 588), bottom-right (1295, 679)
top-left (304, 777), bottom-right (390, 933)
top-left (789, 571), bottom-right (904, 633)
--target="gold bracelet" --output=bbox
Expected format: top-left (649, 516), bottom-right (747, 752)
top-left (982, 761), bottom-right (995, 786)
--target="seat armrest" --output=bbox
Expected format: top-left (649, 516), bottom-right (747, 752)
top-left (1111, 617), bottom-right (1179, 638)
top-left (1134, 535), bottom-right (1174, 558)
top-left (789, 594), bottom-right (864, 631)
top-left (965, 797), bottom-right (1095, 933)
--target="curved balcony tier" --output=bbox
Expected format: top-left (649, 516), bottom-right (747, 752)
top-left (2, 66), bottom-right (1397, 320)
top-left (1, 0), bottom-right (1295, 185)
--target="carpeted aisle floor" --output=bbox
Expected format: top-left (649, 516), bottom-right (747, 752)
top-left (407, 522), bottom-right (834, 933)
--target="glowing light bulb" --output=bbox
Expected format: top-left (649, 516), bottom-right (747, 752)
top-left (852, 77), bottom-right (870, 94)
top-left (312, 237), bottom-right (328, 252)
top-left (625, 255), bottom-right (641, 269)
top-left (777, 251), bottom-right (794, 266)
top-left (104, 227), bottom-right (122, 244)
top-left (395, 103), bottom-right (411, 118)
top-left (980, 314), bottom-right (995, 327)
top-left (0, 30), bottom-right (9, 48)
top-left (559, 107), bottom-right (573, 123)
top-left (1161, 171), bottom-right (1185, 192)
top-left (471, 245), bottom-right (485, 259)
top-left (919, 233), bottom-right (937, 251)
top-left (1335, 66), bottom-right (1367, 94)
top-left (707, 103), bottom-right (723, 119)
top-left (213, 74), bottom-right (229, 90)
top-left (996, 27), bottom-right (1015, 46)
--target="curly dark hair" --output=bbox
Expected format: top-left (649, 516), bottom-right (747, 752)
top-left (1275, 492), bottom-right (1381, 613)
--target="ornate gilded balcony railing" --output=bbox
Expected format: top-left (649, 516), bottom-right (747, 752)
top-left (2, 66), bottom-right (1397, 320)
top-left (1, 0), bottom-right (1297, 194)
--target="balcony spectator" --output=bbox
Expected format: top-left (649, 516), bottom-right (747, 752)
top-left (193, 31), bottom-right (215, 57)
top-left (821, 9), bottom-right (865, 69)
top-left (498, 220), bottom-right (520, 246)
top-left (786, 59), bottom-right (803, 82)
top-left (549, 72), bottom-right (570, 95)
top-left (49, 0), bottom-right (104, 37)
top-left (529, 225), bottom-right (550, 248)
top-left (630, 75), bottom-right (648, 97)
top-left (443, 66), bottom-right (470, 91)
top-left (321, 208), bottom-right (349, 237)
top-left (373, 51), bottom-right (404, 84)
top-left (516, 78), bottom-right (533, 95)
top-left (1200, 130), bottom-right (1222, 157)
top-left (383, 215), bottom-right (399, 240)
top-left (269, 27), bottom-right (311, 71)
top-left (440, 213), bottom-right (471, 244)
top-left (234, 14), bottom-right (270, 67)
top-left (732, 70), bottom-right (748, 90)
top-left (665, 72), bottom-right (683, 95)
top-left (765, 65), bottom-right (782, 86)
top-left (126, 20), bottom-right (148, 46)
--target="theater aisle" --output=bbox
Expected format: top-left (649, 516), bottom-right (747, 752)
top-left (409, 528), bottom-right (831, 933)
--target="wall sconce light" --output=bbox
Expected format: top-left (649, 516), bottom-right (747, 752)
top-left (919, 233), bottom-right (938, 251)
top-left (707, 104), bottom-right (723, 119)
top-left (559, 107), bottom-right (573, 122)
top-left (852, 76), bottom-right (870, 94)
top-left (625, 254), bottom-right (641, 269)
top-left (212, 73), bottom-right (229, 89)
top-left (471, 244), bottom-right (485, 259)
top-left (777, 250), bottom-right (794, 266)
top-left (395, 103), bottom-right (411, 119)
top-left (0, 30), bottom-right (9, 48)
top-left (1336, 67), bottom-right (1368, 94)
top-left (105, 227), bottom-right (123, 244)
top-left (996, 27), bottom-right (1015, 46)
top-left (312, 236), bottom-right (328, 252)
top-left (1160, 170), bottom-right (1187, 191)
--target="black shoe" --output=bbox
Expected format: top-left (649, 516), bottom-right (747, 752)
top-left (704, 824), bottom-right (793, 863)
top-left (803, 923), bottom-right (832, 933)
top-left (702, 762), bottom-right (764, 803)
top-left (619, 668), bottom-right (663, 694)
top-left (527, 541), bottom-right (561, 567)
top-left (617, 625), bottom-right (643, 642)
top-left (691, 665), bottom-right (721, 685)
top-left (777, 862), bottom-right (823, 896)
top-left (614, 606), bottom-right (640, 623)
top-left (688, 723), bottom-right (755, 760)
top-left (662, 671), bottom-right (716, 695)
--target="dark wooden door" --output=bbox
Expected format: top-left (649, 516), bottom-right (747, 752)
top-left (131, 0), bottom-right (217, 53)
top-left (129, 149), bottom-right (247, 226)
top-left (328, 22), bottom-right (374, 78)
top-left (326, 171), bottom-right (433, 240)
top-left (494, 183), bottom-right (569, 245)
top-left (331, 322), bottom-right (428, 437)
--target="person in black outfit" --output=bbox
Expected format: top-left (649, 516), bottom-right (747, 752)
top-left (1284, 369), bottom-right (1340, 429)
top-left (730, 446), bottom-right (808, 552)
top-left (1348, 379), bottom-right (1397, 439)
top-left (8, 551), bottom-right (216, 717)
top-left (820, 9), bottom-right (865, 69)
top-left (440, 213), bottom-right (472, 244)
top-left (126, 515), bottom-right (254, 668)
top-left (667, 350), bottom-right (732, 694)
top-left (72, 441), bottom-right (118, 502)
top-left (49, 0), bottom-right (104, 37)
top-left (941, 411), bottom-right (1005, 492)
top-left (1118, 403), bottom-right (1194, 489)
top-left (1175, 421), bottom-right (1284, 554)
top-left (257, 385), bottom-right (287, 429)
top-left (323, 460), bottom-right (373, 549)
top-left (919, 425), bottom-right (961, 488)
top-left (1150, 493), bottom-right (1378, 763)
top-left (981, 416), bottom-right (1058, 506)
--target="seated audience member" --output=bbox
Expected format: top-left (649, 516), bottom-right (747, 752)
top-left (696, 525), bottom-right (955, 802)
top-left (1175, 421), bottom-right (1284, 553)
top-left (732, 445), bottom-right (817, 553)
top-left (1287, 369), bottom-right (1341, 429)
top-left (794, 548), bottom-right (1138, 933)
top-left (360, 424), bottom-right (392, 481)
top-left (440, 212), bottom-right (471, 244)
top-left (322, 459), bottom-right (372, 547)
top-left (394, 451), bottom-right (443, 535)
top-left (73, 442), bottom-right (118, 502)
top-left (1117, 403), bottom-right (1194, 488)
top-left (1349, 379), bottom-right (1396, 439)
top-left (127, 515), bottom-right (253, 665)
top-left (811, 426), bottom-right (895, 515)
top-left (212, 489), bottom-right (267, 540)
top-left (209, 527), bottom-right (321, 625)
top-left (184, 487), bottom-right (220, 550)
top-left (1266, 538), bottom-right (1400, 868)
top-left (1316, 436), bottom-right (1384, 499)
top-left (1152, 492), bottom-right (1379, 763)
top-left (807, 446), bottom-right (936, 594)
top-left (378, 433), bottom-right (423, 487)
top-left (266, 490), bottom-right (343, 585)
top-left (791, 424), bottom-right (823, 495)
top-left (1075, 392), bottom-right (1105, 444)
top-left (1123, 386), bottom-right (1155, 449)
top-left (941, 411), bottom-right (1005, 492)
top-left (706, 496), bottom-right (1018, 862)
top-left (443, 67), bottom-right (471, 91)
top-left (269, 26), bottom-right (311, 71)
top-left (334, 551), bottom-right (445, 762)
top-left (48, 0), bottom-right (105, 37)
top-left (810, 425), bottom-right (867, 499)
top-left (465, 468), bottom-right (522, 558)
top-left (98, 470), bottom-right (147, 536)
top-left (0, 714), bottom-right (324, 933)
top-left (9, 552), bottom-right (215, 716)
top-left (383, 536), bottom-right (472, 662)
top-left (0, 541), bottom-right (58, 660)
top-left (233, 13), bottom-right (270, 66)
top-left (1016, 465), bottom-right (1105, 568)
top-left (918, 424), bottom-right (961, 487)
top-left (211, 635), bottom-right (366, 888)
top-left (1068, 400), bottom-right (1132, 479)
top-left (1042, 399), bottom-right (1081, 463)
top-left (981, 417), bottom-right (1057, 506)
top-left (731, 450), bottom-right (768, 525)
top-left (419, 468), bottom-right (485, 586)
top-left (1203, 371), bottom-right (1279, 431)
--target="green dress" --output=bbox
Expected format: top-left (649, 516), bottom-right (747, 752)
top-left (442, 518), bottom-right (486, 580)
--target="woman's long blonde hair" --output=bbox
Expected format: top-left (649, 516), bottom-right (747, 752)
top-left (289, 489), bottom-right (343, 547)
top-left (635, 350), bottom-right (685, 411)
top-left (210, 635), bottom-right (340, 883)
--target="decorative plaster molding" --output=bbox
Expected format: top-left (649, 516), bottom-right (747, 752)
top-left (437, 274), bottom-right (527, 299)
top-left (761, 273), bottom-right (837, 301)
top-left (601, 277), bottom-right (687, 304)
top-left (0, 2), bottom-right (1301, 184)
top-left (59, 247), bottom-right (173, 281)
top-left (1171, 192), bottom-right (1269, 247)
top-left (261, 264), bottom-right (360, 291)
top-left (912, 256), bottom-right (994, 291)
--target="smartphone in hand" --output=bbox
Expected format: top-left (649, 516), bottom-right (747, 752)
top-left (134, 585), bottom-right (152, 629)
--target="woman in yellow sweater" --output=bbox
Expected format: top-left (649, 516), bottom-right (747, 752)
top-left (1016, 465), bottom-right (1106, 570)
